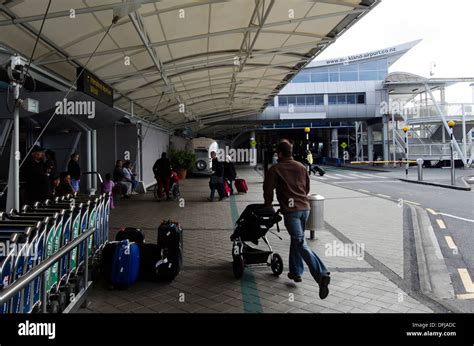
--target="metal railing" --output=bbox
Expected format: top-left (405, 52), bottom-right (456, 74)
top-left (0, 227), bottom-right (95, 313)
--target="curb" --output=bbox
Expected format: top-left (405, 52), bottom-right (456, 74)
top-left (398, 178), bottom-right (471, 191)
top-left (410, 205), bottom-right (461, 313)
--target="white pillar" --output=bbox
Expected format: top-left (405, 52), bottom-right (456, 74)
top-left (86, 131), bottom-right (93, 194)
top-left (91, 129), bottom-right (97, 190)
top-left (6, 82), bottom-right (20, 212)
top-left (249, 131), bottom-right (256, 166)
top-left (382, 115), bottom-right (389, 162)
top-left (367, 125), bottom-right (374, 161)
top-left (331, 128), bottom-right (338, 158)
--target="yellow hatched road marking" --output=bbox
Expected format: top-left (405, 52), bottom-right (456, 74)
top-left (444, 236), bottom-right (457, 250)
top-left (458, 268), bottom-right (474, 293)
top-left (426, 208), bottom-right (437, 215)
top-left (436, 219), bottom-right (446, 229)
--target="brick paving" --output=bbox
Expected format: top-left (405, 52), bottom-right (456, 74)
top-left (80, 166), bottom-right (434, 313)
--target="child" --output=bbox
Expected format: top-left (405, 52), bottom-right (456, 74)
top-left (101, 173), bottom-right (115, 208)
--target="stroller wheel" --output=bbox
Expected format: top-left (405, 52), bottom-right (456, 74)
top-left (232, 256), bottom-right (245, 279)
top-left (270, 253), bottom-right (284, 276)
top-left (49, 300), bottom-right (60, 314)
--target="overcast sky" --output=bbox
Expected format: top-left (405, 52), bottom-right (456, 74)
top-left (316, 0), bottom-right (474, 103)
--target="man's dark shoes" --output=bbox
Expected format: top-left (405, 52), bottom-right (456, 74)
top-left (288, 272), bottom-right (302, 283)
top-left (318, 274), bottom-right (330, 299)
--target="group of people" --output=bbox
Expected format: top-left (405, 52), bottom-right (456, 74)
top-left (21, 145), bottom-right (82, 206)
top-left (208, 151), bottom-right (237, 202)
top-left (111, 159), bottom-right (138, 199)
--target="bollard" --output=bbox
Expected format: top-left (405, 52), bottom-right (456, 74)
top-left (416, 158), bottom-right (424, 181)
top-left (306, 194), bottom-right (325, 239)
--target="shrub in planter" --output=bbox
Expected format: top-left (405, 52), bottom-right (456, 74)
top-left (169, 150), bottom-right (196, 179)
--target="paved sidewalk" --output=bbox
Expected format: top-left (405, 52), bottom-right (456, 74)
top-left (80, 167), bottom-right (438, 313)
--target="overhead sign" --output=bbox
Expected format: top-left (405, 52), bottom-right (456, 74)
top-left (76, 68), bottom-right (113, 107)
top-left (340, 142), bottom-right (347, 149)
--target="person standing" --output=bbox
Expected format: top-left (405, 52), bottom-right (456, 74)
top-left (152, 152), bottom-right (172, 200)
top-left (263, 140), bottom-right (330, 299)
top-left (223, 155), bottom-right (237, 195)
top-left (208, 151), bottom-right (224, 201)
top-left (67, 152), bottom-right (81, 192)
top-left (21, 145), bottom-right (50, 205)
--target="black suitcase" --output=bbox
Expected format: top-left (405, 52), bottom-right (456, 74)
top-left (138, 243), bottom-right (161, 281)
top-left (115, 227), bottom-right (145, 244)
top-left (156, 220), bottom-right (183, 281)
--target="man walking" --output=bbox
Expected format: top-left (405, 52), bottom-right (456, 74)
top-left (263, 140), bottom-right (330, 299)
top-left (67, 152), bottom-right (81, 192)
top-left (153, 152), bottom-right (172, 200)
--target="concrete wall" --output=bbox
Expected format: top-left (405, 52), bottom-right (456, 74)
top-left (141, 126), bottom-right (169, 187)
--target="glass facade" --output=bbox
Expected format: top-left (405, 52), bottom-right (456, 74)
top-left (290, 57), bottom-right (388, 83)
top-left (328, 93), bottom-right (365, 105)
top-left (278, 94), bottom-right (324, 106)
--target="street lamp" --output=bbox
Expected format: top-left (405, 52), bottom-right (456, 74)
top-left (304, 127), bottom-right (310, 151)
top-left (402, 126), bottom-right (410, 177)
top-left (448, 120), bottom-right (456, 185)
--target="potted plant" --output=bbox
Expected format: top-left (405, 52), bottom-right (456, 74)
top-left (169, 150), bottom-right (196, 179)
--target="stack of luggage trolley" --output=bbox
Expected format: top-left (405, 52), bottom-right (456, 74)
top-left (0, 192), bottom-right (111, 313)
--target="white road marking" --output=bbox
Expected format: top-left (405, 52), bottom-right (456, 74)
top-left (323, 174), bottom-right (342, 180)
top-left (458, 268), bottom-right (474, 293)
top-left (426, 208), bottom-right (438, 215)
top-left (437, 213), bottom-right (474, 223)
top-left (333, 180), bottom-right (400, 184)
top-left (444, 236), bottom-right (457, 250)
top-left (377, 194), bottom-right (391, 199)
top-left (358, 173), bottom-right (388, 179)
top-left (333, 174), bottom-right (355, 179)
top-left (404, 200), bottom-right (420, 206)
top-left (358, 189), bottom-right (370, 193)
top-left (436, 219), bottom-right (447, 229)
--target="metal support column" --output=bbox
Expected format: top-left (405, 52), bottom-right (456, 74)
top-left (331, 128), bottom-right (338, 158)
top-left (382, 115), bottom-right (389, 162)
top-left (91, 129), bottom-right (97, 190)
top-left (86, 131), bottom-right (92, 194)
top-left (6, 82), bottom-right (20, 212)
top-left (367, 125), bottom-right (374, 162)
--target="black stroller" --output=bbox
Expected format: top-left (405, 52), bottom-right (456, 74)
top-left (230, 204), bottom-right (283, 279)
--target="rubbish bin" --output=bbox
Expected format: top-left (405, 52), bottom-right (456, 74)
top-left (306, 194), bottom-right (325, 239)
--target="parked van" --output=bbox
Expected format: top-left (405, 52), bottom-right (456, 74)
top-left (187, 137), bottom-right (218, 175)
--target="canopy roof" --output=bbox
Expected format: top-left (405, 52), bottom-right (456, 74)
top-left (0, 0), bottom-right (379, 131)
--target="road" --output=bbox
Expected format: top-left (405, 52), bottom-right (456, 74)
top-left (312, 165), bottom-right (474, 310)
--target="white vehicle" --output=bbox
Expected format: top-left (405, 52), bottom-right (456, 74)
top-left (187, 137), bottom-right (219, 175)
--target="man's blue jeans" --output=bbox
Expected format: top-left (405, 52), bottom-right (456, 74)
top-left (284, 210), bottom-right (329, 282)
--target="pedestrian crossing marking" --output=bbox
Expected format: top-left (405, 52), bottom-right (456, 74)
top-left (311, 171), bottom-right (389, 180)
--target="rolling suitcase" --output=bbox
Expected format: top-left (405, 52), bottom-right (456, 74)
top-left (101, 240), bottom-right (140, 289)
top-left (235, 178), bottom-right (248, 193)
top-left (138, 243), bottom-right (161, 281)
top-left (224, 180), bottom-right (231, 197)
top-left (156, 220), bottom-right (183, 281)
top-left (115, 227), bottom-right (145, 244)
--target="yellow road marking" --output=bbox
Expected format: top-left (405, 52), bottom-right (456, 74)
top-left (458, 268), bottom-right (474, 293)
top-left (405, 200), bottom-right (420, 206)
top-left (456, 293), bottom-right (474, 300)
top-left (436, 219), bottom-right (446, 229)
top-left (444, 236), bottom-right (457, 250)
top-left (358, 189), bottom-right (370, 193)
top-left (426, 208), bottom-right (438, 215)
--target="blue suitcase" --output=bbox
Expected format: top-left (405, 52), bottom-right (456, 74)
top-left (103, 240), bottom-right (140, 289)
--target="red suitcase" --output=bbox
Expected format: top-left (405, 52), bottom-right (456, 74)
top-left (235, 178), bottom-right (248, 193)
top-left (224, 180), bottom-right (231, 197)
